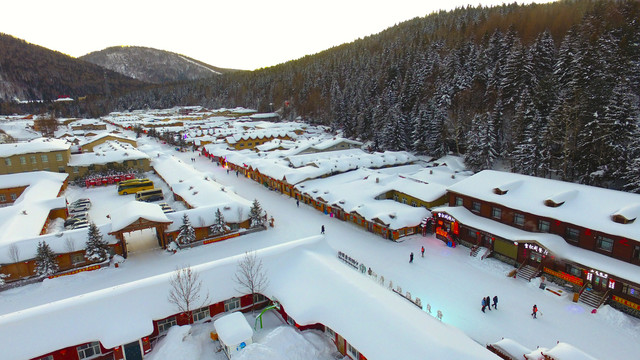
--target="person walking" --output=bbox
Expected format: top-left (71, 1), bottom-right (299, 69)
top-left (409, 252), bottom-right (414, 263)
top-left (485, 296), bottom-right (492, 311)
top-left (492, 295), bottom-right (498, 310)
top-left (296, 199), bottom-right (300, 207)
top-left (532, 304), bottom-right (538, 319)
top-left (481, 297), bottom-right (486, 313)
top-left (421, 246), bottom-right (425, 257)
top-left (236, 170), bottom-right (239, 177)
top-left (321, 225), bottom-right (325, 234)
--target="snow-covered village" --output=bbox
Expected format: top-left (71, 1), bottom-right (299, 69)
top-left (0, 105), bottom-right (639, 360)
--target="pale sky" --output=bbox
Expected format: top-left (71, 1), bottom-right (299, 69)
top-left (3, 0), bottom-right (552, 71)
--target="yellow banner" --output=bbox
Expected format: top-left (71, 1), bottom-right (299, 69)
top-left (203, 232), bottom-right (240, 245)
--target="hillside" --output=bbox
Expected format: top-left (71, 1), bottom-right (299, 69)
top-left (0, 33), bottom-right (147, 102)
top-left (80, 46), bottom-right (237, 84)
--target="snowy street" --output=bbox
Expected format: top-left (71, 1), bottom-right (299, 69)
top-left (1, 134), bottom-right (639, 359)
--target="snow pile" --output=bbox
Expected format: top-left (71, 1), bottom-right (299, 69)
top-left (146, 324), bottom-right (217, 360)
top-left (236, 326), bottom-right (339, 360)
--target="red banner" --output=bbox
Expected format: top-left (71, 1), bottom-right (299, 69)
top-left (543, 267), bottom-right (583, 286)
top-left (612, 295), bottom-right (640, 311)
top-left (48, 264), bottom-right (101, 279)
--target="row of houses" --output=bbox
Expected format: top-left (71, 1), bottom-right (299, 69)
top-left (0, 236), bottom-right (499, 360)
top-left (432, 170), bottom-right (640, 317)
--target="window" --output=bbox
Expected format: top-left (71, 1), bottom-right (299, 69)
top-left (4, 158), bottom-right (11, 166)
top-left (538, 220), bottom-right (550, 233)
top-left (253, 293), bottom-right (267, 304)
top-left (59, 167), bottom-right (65, 173)
top-left (71, 253), bottom-right (84, 265)
top-left (347, 343), bottom-right (360, 359)
top-left (77, 342), bottom-right (101, 359)
top-left (472, 201), bottom-right (481, 213)
top-left (411, 201), bottom-right (417, 207)
top-left (513, 213), bottom-right (524, 226)
top-left (393, 194), bottom-right (399, 202)
top-left (157, 316), bottom-right (177, 334)
top-left (325, 327), bottom-right (336, 339)
top-left (468, 228), bottom-right (476, 237)
top-left (565, 227), bottom-right (580, 242)
top-left (19, 156), bottom-right (26, 165)
top-left (224, 297), bottom-right (240, 312)
top-left (402, 198), bottom-right (407, 204)
top-left (37, 356), bottom-right (53, 360)
top-left (10, 193), bottom-right (17, 201)
top-left (596, 235), bottom-right (614, 252)
top-left (634, 245), bottom-right (640, 261)
top-left (73, 167), bottom-right (79, 173)
top-left (491, 207), bottom-right (501, 219)
top-left (41, 154), bottom-right (48, 163)
top-left (55, 153), bottom-right (63, 162)
top-left (455, 197), bottom-right (463, 206)
top-left (192, 306), bottom-right (210, 322)
top-left (623, 283), bottom-right (640, 299)
top-left (565, 264), bottom-right (582, 277)
top-left (0, 194), bottom-right (5, 202)
top-left (30, 155), bottom-right (37, 164)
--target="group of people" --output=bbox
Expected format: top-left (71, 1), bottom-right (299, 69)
top-left (481, 296), bottom-right (498, 312)
top-left (409, 246), bottom-right (426, 263)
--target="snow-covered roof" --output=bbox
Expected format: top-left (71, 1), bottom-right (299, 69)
top-left (225, 130), bottom-right (297, 144)
top-left (0, 137), bottom-right (70, 157)
top-left (0, 236), bottom-right (497, 360)
top-left (68, 141), bottom-right (149, 167)
top-left (489, 338), bottom-right (533, 360)
top-left (152, 155), bottom-right (252, 214)
top-left (543, 342), bottom-right (599, 360)
top-left (109, 201), bottom-right (171, 233)
top-left (78, 132), bottom-right (135, 146)
top-left (0, 171), bottom-right (68, 247)
top-left (447, 170), bottom-right (640, 242)
top-left (214, 311), bottom-right (253, 346)
top-left (434, 206), bottom-right (640, 285)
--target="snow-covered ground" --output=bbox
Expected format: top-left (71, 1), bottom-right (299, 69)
top-left (1, 133), bottom-right (639, 359)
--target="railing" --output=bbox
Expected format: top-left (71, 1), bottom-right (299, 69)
top-left (481, 248), bottom-right (493, 260)
top-left (515, 259), bottom-right (527, 274)
top-left (578, 282), bottom-right (589, 296)
top-left (596, 289), bottom-right (611, 308)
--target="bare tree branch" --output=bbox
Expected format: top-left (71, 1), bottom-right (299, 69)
top-left (234, 251), bottom-right (269, 311)
top-left (8, 243), bottom-right (20, 263)
top-left (168, 265), bottom-right (210, 316)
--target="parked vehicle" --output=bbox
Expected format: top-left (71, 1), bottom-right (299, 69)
top-left (158, 202), bottom-right (174, 213)
top-left (70, 198), bottom-right (91, 207)
top-left (135, 188), bottom-right (164, 202)
top-left (117, 178), bottom-right (154, 195)
top-left (70, 220), bottom-right (90, 229)
top-left (64, 213), bottom-right (89, 228)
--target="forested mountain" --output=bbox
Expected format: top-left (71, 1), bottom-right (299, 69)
top-left (80, 46), bottom-right (237, 84)
top-left (2, 0), bottom-right (640, 192)
top-left (0, 33), bottom-right (147, 102)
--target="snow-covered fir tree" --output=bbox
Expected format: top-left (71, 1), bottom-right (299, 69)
top-left (0, 268), bottom-right (8, 286)
top-left (34, 240), bottom-right (58, 277)
top-left (85, 222), bottom-right (109, 262)
top-left (176, 213), bottom-right (196, 245)
top-left (249, 199), bottom-right (265, 228)
top-left (210, 208), bottom-right (229, 235)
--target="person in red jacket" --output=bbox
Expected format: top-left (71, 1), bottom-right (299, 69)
top-left (532, 304), bottom-right (538, 318)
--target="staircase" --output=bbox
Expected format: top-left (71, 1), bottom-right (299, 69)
top-left (516, 265), bottom-right (539, 282)
top-left (470, 245), bottom-right (481, 257)
top-left (579, 288), bottom-right (606, 308)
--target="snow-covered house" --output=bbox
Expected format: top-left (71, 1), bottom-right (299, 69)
top-left (214, 311), bottom-right (254, 358)
top-left (433, 170), bottom-right (640, 316)
top-left (225, 129), bottom-right (297, 150)
top-left (0, 137), bottom-right (71, 175)
top-left (67, 140), bottom-right (151, 180)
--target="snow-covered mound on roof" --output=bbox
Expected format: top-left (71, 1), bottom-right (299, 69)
top-left (109, 201), bottom-right (171, 232)
top-left (0, 137), bottom-right (70, 157)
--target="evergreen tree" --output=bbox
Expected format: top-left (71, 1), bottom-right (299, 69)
top-left (35, 241), bottom-right (58, 277)
top-left (176, 214), bottom-right (196, 245)
top-left (464, 113), bottom-right (497, 172)
top-left (249, 199), bottom-right (265, 228)
top-left (0, 268), bottom-right (8, 286)
top-left (85, 222), bottom-right (109, 262)
top-left (210, 208), bottom-right (229, 235)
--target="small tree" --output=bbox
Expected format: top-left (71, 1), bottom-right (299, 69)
top-left (0, 267), bottom-right (9, 286)
top-left (249, 199), bottom-right (265, 228)
top-left (210, 208), bottom-right (230, 236)
top-left (35, 241), bottom-right (58, 277)
top-left (85, 222), bottom-right (109, 262)
top-left (176, 214), bottom-right (196, 245)
top-left (168, 265), bottom-right (209, 320)
top-left (234, 251), bottom-right (269, 311)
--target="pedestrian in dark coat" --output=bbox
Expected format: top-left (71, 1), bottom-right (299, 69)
top-left (481, 297), bottom-right (486, 313)
top-left (236, 170), bottom-right (239, 177)
top-left (486, 296), bottom-right (492, 311)
top-left (421, 246), bottom-right (425, 257)
top-left (532, 304), bottom-right (538, 318)
top-left (321, 225), bottom-right (325, 234)
top-left (492, 296), bottom-right (498, 309)
top-left (409, 252), bottom-right (414, 263)
top-left (296, 199), bottom-right (300, 207)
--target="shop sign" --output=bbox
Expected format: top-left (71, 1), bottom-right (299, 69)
top-left (612, 295), bottom-right (640, 311)
top-left (524, 243), bottom-right (549, 256)
top-left (543, 267), bottom-right (583, 286)
top-left (586, 269), bottom-right (609, 281)
top-left (435, 227), bottom-right (448, 238)
top-left (436, 213), bottom-right (455, 222)
top-left (48, 264), bottom-right (100, 279)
